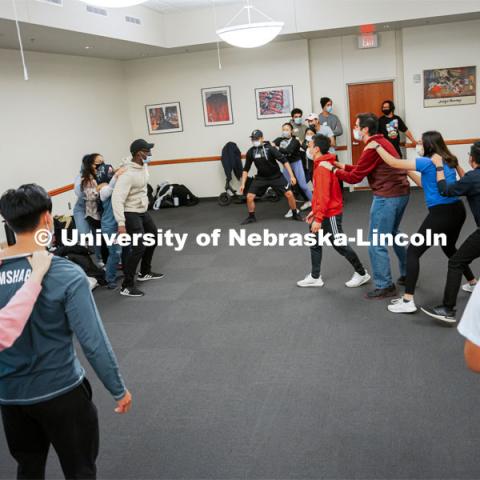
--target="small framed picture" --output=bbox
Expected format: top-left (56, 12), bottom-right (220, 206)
top-left (255, 85), bottom-right (294, 120)
top-left (201, 86), bottom-right (234, 126)
top-left (145, 102), bottom-right (183, 134)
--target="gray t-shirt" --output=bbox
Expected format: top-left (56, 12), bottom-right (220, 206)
top-left (318, 112), bottom-right (343, 137)
top-left (458, 283), bottom-right (480, 346)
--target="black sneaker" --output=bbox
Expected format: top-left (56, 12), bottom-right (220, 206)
top-left (137, 272), bottom-right (165, 282)
top-left (420, 305), bottom-right (457, 327)
top-left (241, 215), bottom-right (257, 225)
top-left (120, 286), bottom-right (144, 297)
top-left (365, 284), bottom-right (397, 299)
top-left (397, 276), bottom-right (407, 286)
top-left (291, 210), bottom-right (304, 221)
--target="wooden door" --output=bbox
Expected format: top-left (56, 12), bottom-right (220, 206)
top-left (347, 81), bottom-right (394, 166)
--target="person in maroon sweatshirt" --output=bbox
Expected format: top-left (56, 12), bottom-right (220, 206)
top-left (319, 113), bottom-right (410, 299)
top-left (297, 134), bottom-right (370, 288)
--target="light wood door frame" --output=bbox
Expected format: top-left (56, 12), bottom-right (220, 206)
top-left (345, 78), bottom-right (396, 191)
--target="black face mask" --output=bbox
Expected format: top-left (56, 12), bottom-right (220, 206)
top-left (382, 108), bottom-right (392, 115)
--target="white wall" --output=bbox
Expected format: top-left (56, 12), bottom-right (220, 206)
top-left (0, 48), bottom-right (132, 243)
top-left (124, 39), bottom-right (312, 197)
top-left (402, 19), bottom-right (480, 169)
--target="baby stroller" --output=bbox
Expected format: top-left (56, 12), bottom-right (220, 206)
top-left (218, 141), bottom-right (280, 206)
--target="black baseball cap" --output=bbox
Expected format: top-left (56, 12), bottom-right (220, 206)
top-left (250, 130), bottom-right (263, 139)
top-left (130, 139), bottom-right (154, 155)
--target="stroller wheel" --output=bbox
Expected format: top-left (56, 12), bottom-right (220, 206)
top-left (218, 192), bottom-right (232, 206)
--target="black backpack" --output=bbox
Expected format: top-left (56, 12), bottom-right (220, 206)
top-left (147, 184), bottom-right (155, 210)
top-left (55, 245), bottom-right (107, 285)
top-left (171, 184), bottom-right (199, 206)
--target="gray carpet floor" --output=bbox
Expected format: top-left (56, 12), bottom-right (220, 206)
top-left (2, 190), bottom-right (480, 479)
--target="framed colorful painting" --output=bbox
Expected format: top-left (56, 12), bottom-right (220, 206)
top-left (424, 66), bottom-right (476, 107)
top-left (145, 102), bottom-right (183, 134)
top-left (201, 86), bottom-right (234, 126)
top-left (255, 85), bottom-right (294, 119)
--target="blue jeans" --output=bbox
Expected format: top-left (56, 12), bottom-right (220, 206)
top-left (368, 195), bottom-right (409, 289)
top-left (283, 161), bottom-right (312, 201)
top-left (102, 228), bottom-right (120, 284)
top-left (72, 202), bottom-right (91, 235)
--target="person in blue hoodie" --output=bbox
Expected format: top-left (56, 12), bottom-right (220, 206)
top-left (97, 165), bottom-right (127, 289)
top-left (0, 184), bottom-right (131, 479)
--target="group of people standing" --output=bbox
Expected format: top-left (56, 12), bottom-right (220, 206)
top-left (240, 97), bottom-right (480, 327)
top-left (73, 139), bottom-right (164, 297)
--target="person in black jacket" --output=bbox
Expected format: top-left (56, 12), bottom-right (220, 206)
top-left (239, 130), bottom-right (302, 225)
top-left (272, 123), bottom-right (312, 217)
top-left (421, 142), bottom-right (480, 325)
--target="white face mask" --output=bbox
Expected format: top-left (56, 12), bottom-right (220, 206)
top-left (353, 129), bottom-right (363, 141)
top-left (416, 144), bottom-right (424, 157)
top-left (282, 130), bottom-right (291, 138)
top-left (305, 135), bottom-right (313, 142)
top-left (252, 140), bottom-right (261, 148)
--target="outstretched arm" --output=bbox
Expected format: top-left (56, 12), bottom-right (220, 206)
top-left (365, 141), bottom-right (416, 170)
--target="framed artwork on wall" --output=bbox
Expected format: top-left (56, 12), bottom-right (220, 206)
top-left (423, 66), bottom-right (476, 107)
top-left (201, 86), bottom-right (234, 126)
top-left (145, 102), bottom-right (183, 134)
top-left (255, 85), bottom-right (294, 119)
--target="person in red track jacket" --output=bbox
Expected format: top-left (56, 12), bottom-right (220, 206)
top-left (297, 134), bottom-right (370, 289)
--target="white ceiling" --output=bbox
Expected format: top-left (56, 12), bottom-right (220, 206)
top-left (145, 0), bottom-right (242, 13)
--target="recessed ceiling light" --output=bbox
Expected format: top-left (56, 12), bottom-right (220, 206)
top-left (85, 46), bottom-right (91, 49)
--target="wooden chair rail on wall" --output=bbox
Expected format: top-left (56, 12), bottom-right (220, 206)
top-left (47, 138), bottom-right (479, 197)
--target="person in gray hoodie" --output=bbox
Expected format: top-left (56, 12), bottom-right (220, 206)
top-left (112, 139), bottom-right (164, 297)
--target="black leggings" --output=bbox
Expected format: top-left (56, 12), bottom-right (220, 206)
top-left (86, 217), bottom-right (109, 264)
top-left (405, 201), bottom-right (475, 295)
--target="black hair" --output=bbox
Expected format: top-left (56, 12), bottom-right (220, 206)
top-left (0, 184), bottom-right (52, 234)
top-left (470, 142), bottom-right (480, 165)
top-left (313, 134), bottom-right (331, 155)
top-left (422, 131), bottom-right (457, 168)
top-left (305, 127), bottom-right (316, 137)
top-left (320, 97), bottom-right (332, 109)
top-left (382, 100), bottom-right (395, 112)
top-left (357, 113), bottom-right (379, 135)
top-left (81, 153), bottom-right (100, 190)
top-left (291, 108), bottom-right (303, 117)
top-left (282, 122), bottom-right (294, 130)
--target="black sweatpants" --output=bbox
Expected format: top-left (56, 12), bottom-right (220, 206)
top-left (1, 379), bottom-right (99, 480)
top-left (310, 214), bottom-right (366, 279)
top-left (443, 228), bottom-right (480, 308)
top-left (123, 211), bottom-right (157, 288)
top-left (405, 201), bottom-right (475, 295)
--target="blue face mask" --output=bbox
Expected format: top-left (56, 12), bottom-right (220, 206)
top-left (294, 117), bottom-right (303, 125)
top-left (326, 106), bottom-right (333, 114)
top-left (143, 155), bottom-right (153, 164)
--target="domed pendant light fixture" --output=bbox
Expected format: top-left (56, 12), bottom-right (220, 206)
top-left (79, 0), bottom-right (147, 8)
top-left (216, 0), bottom-right (284, 49)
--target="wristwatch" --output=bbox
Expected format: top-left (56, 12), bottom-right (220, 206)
top-left (436, 166), bottom-right (443, 172)
top-left (374, 144), bottom-right (381, 150)
top-left (331, 166), bottom-right (337, 173)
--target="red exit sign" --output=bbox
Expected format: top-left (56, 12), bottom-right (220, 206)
top-left (358, 33), bottom-right (378, 49)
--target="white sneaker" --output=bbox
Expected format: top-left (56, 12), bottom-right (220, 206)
top-left (390, 297), bottom-right (403, 305)
top-left (462, 282), bottom-right (477, 293)
top-left (87, 277), bottom-right (98, 291)
top-left (300, 201), bottom-right (312, 211)
top-left (284, 209), bottom-right (293, 218)
top-left (387, 298), bottom-right (417, 313)
top-left (297, 274), bottom-right (324, 288)
top-left (345, 271), bottom-right (371, 288)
